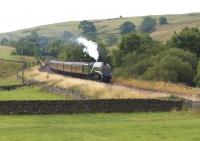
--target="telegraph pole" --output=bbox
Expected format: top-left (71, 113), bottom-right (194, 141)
top-left (21, 47), bottom-right (24, 84)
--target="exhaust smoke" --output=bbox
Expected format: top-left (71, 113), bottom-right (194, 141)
top-left (76, 37), bottom-right (99, 61)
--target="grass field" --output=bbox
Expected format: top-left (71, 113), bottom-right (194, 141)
top-left (0, 46), bottom-right (35, 61)
top-left (0, 60), bottom-right (21, 86)
top-left (0, 112), bottom-right (199, 141)
top-left (0, 87), bottom-right (66, 100)
top-left (0, 46), bottom-right (19, 60)
top-left (0, 46), bottom-right (36, 86)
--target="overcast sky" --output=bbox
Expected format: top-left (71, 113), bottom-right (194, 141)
top-left (0, 0), bottom-right (199, 33)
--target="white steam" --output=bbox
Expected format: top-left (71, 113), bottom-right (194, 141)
top-left (76, 37), bottom-right (99, 61)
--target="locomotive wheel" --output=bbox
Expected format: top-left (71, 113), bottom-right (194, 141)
top-left (92, 73), bottom-right (102, 82)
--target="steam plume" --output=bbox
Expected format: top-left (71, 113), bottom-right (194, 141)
top-left (76, 37), bottom-right (99, 61)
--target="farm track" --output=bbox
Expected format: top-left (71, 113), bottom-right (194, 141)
top-left (39, 65), bottom-right (199, 101)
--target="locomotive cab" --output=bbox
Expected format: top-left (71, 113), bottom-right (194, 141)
top-left (91, 62), bottom-right (112, 82)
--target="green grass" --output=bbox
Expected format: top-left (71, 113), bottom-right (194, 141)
top-left (0, 87), bottom-right (67, 100)
top-left (0, 46), bottom-right (19, 60)
top-left (0, 112), bottom-right (199, 141)
top-left (0, 47), bottom-right (36, 86)
top-left (0, 75), bottom-right (21, 86)
top-left (0, 46), bottom-right (35, 61)
top-left (0, 60), bottom-right (20, 78)
top-left (0, 60), bottom-right (21, 86)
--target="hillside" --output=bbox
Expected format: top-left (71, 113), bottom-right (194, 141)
top-left (1, 12), bottom-right (200, 42)
top-left (0, 47), bottom-right (36, 85)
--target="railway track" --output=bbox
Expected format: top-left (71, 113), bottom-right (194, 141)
top-left (39, 64), bottom-right (199, 101)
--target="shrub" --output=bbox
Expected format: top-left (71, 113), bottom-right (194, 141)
top-left (195, 61), bottom-right (200, 87)
top-left (168, 27), bottom-right (200, 57)
top-left (119, 32), bottom-right (154, 54)
top-left (142, 48), bottom-right (197, 85)
top-left (120, 21), bottom-right (136, 35)
top-left (140, 16), bottom-right (157, 33)
top-left (159, 16), bottom-right (168, 25)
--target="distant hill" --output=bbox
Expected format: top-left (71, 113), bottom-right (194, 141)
top-left (1, 12), bottom-right (200, 42)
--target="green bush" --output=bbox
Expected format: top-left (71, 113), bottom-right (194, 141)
top-left (168, 27), bottom-right (200, 57)
top-left (120, 21), bottom-right (136, 35)
top-left (195, 61), bottom-right (200, 87)
top-left (142, 48), bottom-right (197, 85)
top-left (159, 16), bottom-right (168, 25)
top-left (119, 32), bottom-right (154, 54)
top-left (140, 16), bottom-right (157, 33)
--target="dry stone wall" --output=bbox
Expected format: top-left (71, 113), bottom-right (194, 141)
top-left (0, 99), bottom-right (183, 114)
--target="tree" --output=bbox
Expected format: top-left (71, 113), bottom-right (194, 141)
top-left (159, 16), bottom-right (168, 25)
top-left (14, 32), bottom-right (49, 57)
top-left (112, 49), bottom-right (123, 67)
top-left (119, 32), bottom-right (154, 54)
top-left (62, 31), bottom-right (73, 41)
top-left (120, 21), bottom-right (136, 34)
top-left (97, 42), bottom-right (108, 62)
top-left (105, 35), bottom-right (118, 46)
top-left (15, 37), bottom-right (37, 56)
top-left (140, 16), bottom-right (157, 33)
top-left (168, 27), bottom-right (200, 57)
top-left (29, 31), bottom-right (39, 42)
top-left (58, 43), bottom-right (93, 62)
top-left (79, 20), bottom-right (97, 39)
top-left (46, 39), bottom-right (65, 58)
top-left (37, 36), bottom-right (49, 48)
top-left (1, 38), bottom-right (9, 46)
top-left (195, 60), bottom-right (200, 87)
top-left (142, 48), bottom-right (197, 85)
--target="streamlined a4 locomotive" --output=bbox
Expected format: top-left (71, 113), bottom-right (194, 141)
top-left (49, 60), bottom-right (112, 83)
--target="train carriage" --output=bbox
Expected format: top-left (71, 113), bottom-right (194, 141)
top-left (49, 60), bottom-right (112, 83)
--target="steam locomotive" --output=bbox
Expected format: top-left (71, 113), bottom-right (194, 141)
top-left (49, 60), bottom-right (112, 83)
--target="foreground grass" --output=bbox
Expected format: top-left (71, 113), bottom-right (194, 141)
top-left (0, 112), bottom-right (200, 141)
top-left (0, 87), bottom-right (66, 100)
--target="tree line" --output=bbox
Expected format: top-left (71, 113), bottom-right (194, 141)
top-left (112, 27), bottom-right (200, 87)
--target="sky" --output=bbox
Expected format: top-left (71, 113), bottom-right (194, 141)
top-left (0, 0), bottom-right (200, 33)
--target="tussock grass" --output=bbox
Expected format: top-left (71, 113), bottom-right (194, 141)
top-left (25, 67), bottom-right (167, 99)
top-left (113, 77), bottom-right (200, 100)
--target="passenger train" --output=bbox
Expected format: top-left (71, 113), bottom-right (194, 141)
top-left (49, 60), bottom-right (112, 83)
